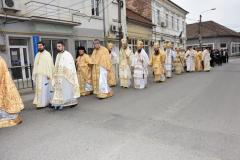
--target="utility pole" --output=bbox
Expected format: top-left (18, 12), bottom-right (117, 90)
top-left (198, 8), bottom-right (216, 51)
top-left (198, 14), bottom-right (202, 50)
top-left (101, 0), bottom-right (107, 46)
top-left (117, 0), bottom-right (123, 50)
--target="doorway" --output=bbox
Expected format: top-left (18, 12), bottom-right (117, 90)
top-left (9, 46), bottom-right (30, 80)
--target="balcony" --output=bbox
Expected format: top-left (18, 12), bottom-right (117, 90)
top-left (24, 1), bottom-right (83, 25)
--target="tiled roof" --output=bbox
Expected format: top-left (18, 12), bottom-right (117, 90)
top-left (126, 8), bottom-right (154, 28)
top-left (187, 21), bottom-right (240, 39)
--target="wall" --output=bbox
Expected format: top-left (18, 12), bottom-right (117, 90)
top-left (126, 0), bottom-right (152, 20)
top-left (0, 0), bottom-right (127, 67)
top-left (3, 0), bottom-right (127, 41)
top-left (127, 22), bottom-right (152, 39)
top-left (151, 0), bottom-right (187, 48)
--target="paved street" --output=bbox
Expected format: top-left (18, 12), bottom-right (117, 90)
top-left (1, 58), bottom-right (240, 160)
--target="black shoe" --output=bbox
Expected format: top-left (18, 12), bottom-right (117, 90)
top-left (70, 104), bottom-right (77, 108)
top-left (53, 106), bottom-right (60, 110)
top-left (48, 104), bottom-right (54, 109)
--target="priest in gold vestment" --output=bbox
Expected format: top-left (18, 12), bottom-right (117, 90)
top-left (91, 39), bottom-right (113, 99)
top-left (195, 48), bottom-right (203, 72)
top-left (119, 39), bottom-right (132, 88)
top-left (76, 46), bottom-right (93, 96)
top-left (0, 56), bottom-right (24, 128)
top-left (107, 42), bottom-right (118, 87)
top-left (33, 42), bottom-right (54, 109)
top-left (174, 48), bottom-right (185, 74)
top-left (149, 42), bottom-right (165, 82)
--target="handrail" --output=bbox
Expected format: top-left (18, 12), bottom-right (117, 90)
top-left (8, 64), bottom-right (34, 90)
top-left (25, 1), bottom-right (81, 13)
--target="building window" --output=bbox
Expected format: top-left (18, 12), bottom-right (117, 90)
top-left (91, 0), bottom-right (100, 16)
top-left (87, 40), bottom-right (94, 54)
top-left (128, 38), bottom-right (150, 55)
top-left (9, 38), bottom-right (28, 46)
top-left (75, 40), bottom-right (88, 57)
top-left (231, 42), bottom-right (240, 55)
top-left (220, 43), bottom-right (227, 48)
top-left (182, 21), bottom-right (185, 32)
top-left (177, 19), bottom-right (179, 31)
top-left (157, 10), bottom-right (161, 25)
top-left (172, 16), bottom-right (174, 29)
top-left (165, 14), bottom-right (168, 27)
top-left (41, 39), bottom-right (68, 62)
top-left (75, 40), bottom-right (103, 55)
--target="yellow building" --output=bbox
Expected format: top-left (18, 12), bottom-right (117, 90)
top-left (126, 8), bottom-right (155, 54)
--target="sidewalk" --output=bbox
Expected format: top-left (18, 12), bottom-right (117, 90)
top-left (19, 88), bottom-right (34, 103)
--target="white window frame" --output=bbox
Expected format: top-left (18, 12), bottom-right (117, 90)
top-left (157, 9), bottom-right (161, 25)
top-left (165, 13), bottom-right (169, 27)
top-left (231, 42), bottom-right (240, 55)
top-left (91, 0), bottom-right (100, 16)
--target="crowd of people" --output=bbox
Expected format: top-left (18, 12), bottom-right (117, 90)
top-left (210, 49), bottom-right (229, 67)
top-left (1, 38), bottom-right (222, 128)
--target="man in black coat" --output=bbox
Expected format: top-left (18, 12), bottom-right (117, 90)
top-left (210, 49), bottom-right (215, 67)
top-left (225, 49), bottom-right (229, 63)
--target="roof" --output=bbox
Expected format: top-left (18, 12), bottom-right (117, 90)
top-left (187, 21), bottom-right (240, 39)
top-left (168, 0), bottom-right (189, 14)
top-left (126, 8), bottom-right (155, 28)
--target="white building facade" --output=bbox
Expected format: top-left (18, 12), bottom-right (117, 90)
top-left (151, 0), bottom-right (188, 49)
top-left (0, 0), bottom-right (127, 71)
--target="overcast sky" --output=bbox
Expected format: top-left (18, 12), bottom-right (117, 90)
top-left (171, 0), bottom-right (240, 32)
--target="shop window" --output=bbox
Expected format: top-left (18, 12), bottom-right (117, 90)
top-left (9, 38), bottom-right (28, 46)
top-left (41, 38), bottom-right (67, 62)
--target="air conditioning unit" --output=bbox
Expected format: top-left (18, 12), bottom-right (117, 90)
top-left (161, 22), bottom-right (167, 28)
top-left (1, 0), bottom-right (21, 11)
top-left (111, 25), bottom-right (118, 33)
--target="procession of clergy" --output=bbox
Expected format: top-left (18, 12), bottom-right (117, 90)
top-left (0, 38), bottom-right (212, 128)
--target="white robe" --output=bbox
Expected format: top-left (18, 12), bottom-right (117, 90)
top-left (202, 49), bottom-right (211, 71)
top-left (165, 49), bottom-right (175, 78)
top-left (110, 51), bottom-right (119, 83)
top-left (119, 48), bottom-right (132, 88)
top-left (185, 50), bottom-right (195, 72)
top-left (33, 75), bottom-right (52, 108)
top-left (131, 49), bottom-right (149, 89)
top-left (32, 50), bottom-right (54, 108)
top-left (51, 51), bottom-right (80, 108)
top-left (99, 66), bottom-right (112, 94)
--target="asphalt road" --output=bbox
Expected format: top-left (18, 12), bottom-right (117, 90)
top-left (1, 58), bottom-right (240, 160)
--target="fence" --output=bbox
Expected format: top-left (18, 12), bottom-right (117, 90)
top-left (8, 64), bottom-right (34, 90)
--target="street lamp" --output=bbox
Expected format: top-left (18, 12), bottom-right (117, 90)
top-left (199, 8), bottom-right (216, 50)
top-left (200, 8), bottom-right (216, 14)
